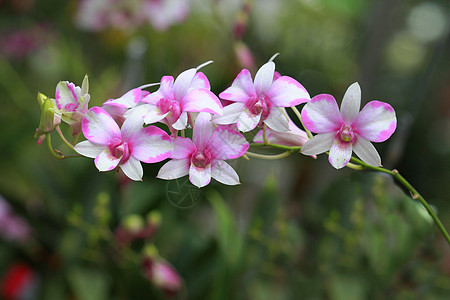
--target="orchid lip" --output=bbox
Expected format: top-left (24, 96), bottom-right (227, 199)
top-left (192, 149), bottom-right (211, 169)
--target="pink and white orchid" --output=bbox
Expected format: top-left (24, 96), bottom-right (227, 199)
top-left (157, 112), bottom-right (249, 188)
top-left (53, 75), bottom-right (90, 136)
top-left (74, 107), bottom-right (173, 181)
top-left (300, 82), bottom-right (397, 169)
top-left (213, 56), bottom-right (310, 132)
top-left (127, 62), bottom-right (223, 133)
top-left (102, 88), bottom-right (150, 126)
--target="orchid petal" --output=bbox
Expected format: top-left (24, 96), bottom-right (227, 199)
top-left (74, 140), bottom-right (105, 158)
top-left (82, 107), bottom-right (121, 145)
top-left (192, 112), bottom-right (213, 149)
top-left (236, 110), bottom-right (261, 132)
top-left (212, 102), bottom-right (245, 125)
top-left (174, 68), bottom-right (196, 99)
top-left (121, 114), bottom-right (145, 141)
top-left (106, 88), bottom-right (142, 108)
top-left (300, 132), bottom-right (335, 155)
top-left (352, 101), bottom-right (397, 142)
top-left (328, 138), bottom-right (353, 169)
top-left (55, 81), bottom-right (81, 109)
top-left (211, 160), bottom-right (240, 185)
top-left (128, 104), bottom-right (168, 125)
top-left (264, 107), bottom-right (289, 132)
top-left (340, 82), bottom-right (361, 124)
top-left (131, 126), bottom-right (173, 163)
top-left (181, 89), bottom-right (223, 115)
top-left (94, 148), bottom-right (121, 171)
top-left (189, 163), bottom-right (211, 188)
top-left (219, 69), bottom-right (256, 102)
top-left (301, 94), bottom-right (342, 133)
top-left (172, 111), bottom-right (188, 130)
top-left (141, 76), bottom-right (175, 104)
top-left (266, 76), bottom-right (310, 107)
top-left (120, 157), bottom-right (143, 181)
top-left (189, 72), bottom-right (210, 90)
top-left (157, 159), bottom-right (190, 180)
top-left (254, 61), bottom-right (275, 95)
top-left (353, 134), bottom-right (381, 166)
top-left (206, 126), bottom-right (249, 160)
top-left (171, 137), bottom-right (197, 159)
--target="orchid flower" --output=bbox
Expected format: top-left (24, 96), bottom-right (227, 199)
top-left (102, 88), bottom-right (150, 126)
top-left (213, 55), bottom-right (310, 132)
top-left (253, 108), bottom-right (309, 147)
top-left (157, 112), bottom-right (249, 188)
top-left (300, 82), bottom-right (397, 169)
top-left (127, 62), bottom-right (223, 134)
top-left (53, 75), bottom-right (90, 136)
top-left (74, 107), bottom-right (173, 181)
top-left (143, 0), bottom-right (191, 31)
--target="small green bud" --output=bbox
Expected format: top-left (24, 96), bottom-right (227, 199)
top-left (35, 93), bottom-right (58, 142)
top-left (122, 214), bottom-right (145, 232)
top-left (146, 211), bottom-right (162, 227)
top-left (142, 244), bottom-right (159, 258)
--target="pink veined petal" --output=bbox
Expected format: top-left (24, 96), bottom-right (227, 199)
top-left (211, 160), bottom-right (240, 185)
top-left (56, 81), bottom-right (80, 109)
top-left (181, 89), bottom-right (223, 115)
top-left (206, 126), bottom-right (249, 160)
top-left (172, 111), bottom-right (188, 130)
top-left (173, 68), bottom-right (197, 99)
top-left (300, 132), bottom-right (335, 155)
top-left (236, 110), bottom-right (261, 132)
top-left (266, 76), bottom-right (310, 107)
top-left (212, 102), bottom-right (245, 125)
top-left (219, 69), bottom-right (256, 102)
top-left (340, 82), bottom-right (361, 124)
top-left (102, 102), bottom-right (127, 125)
top-left (171, 137), bottom-right (196, 159)
top-left (352, 101), bottom-right (397, 142)
top-left (141, 76), bottom-right (175, 104)
top-left (189, 163), bottom-right (211, 188)
top-left (121, 113), bottom-right (145, 141)
top-left (120, 156), bottom-right (143, 181)
top-left (189, 72), bottom-right (210, 90)
top-left (301, 94), bottom-right (342, 133)
top-left (74, 140), bottom-right (105, 158)
top-left (82, 107), bottom-right (121, 145)
top-left (264, 107), bottom-right (289, 132)
top-left (94, 148), bottom-right (121, 171)
top-left (328, 137), bottom-right (353, 169)
top-left (157, 159), bottom-right (190, 180)
top-left (254, 61), bottom-right (275, 95)
top-left (192, 112), bottom-right (213, 149)
top-left (131, 126), bottom-right (173, 163)
top-left (352, 134), bottom-right (381, 167)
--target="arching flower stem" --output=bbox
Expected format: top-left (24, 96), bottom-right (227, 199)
top-left (290, 106), bottom-right (312, 139)
top-left (56, 125), bottom-right (76, 151)
top-left (245, 151), bottom-right (292, 160)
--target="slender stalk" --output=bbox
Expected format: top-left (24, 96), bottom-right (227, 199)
top-left (263, 124), bottom-right (269, 145)
top-left (349, 156), bottom-right (450, 245)
top-left (56, 125), bottom-right (76, 151)
top-left (46, 134), bottom-right (64, 160)
top-left (250, 142), bottom-right (301, 152)
top-left (245, 151), bottom-right (292, 160)
top-left (290, 106), bottom-right (312, 138)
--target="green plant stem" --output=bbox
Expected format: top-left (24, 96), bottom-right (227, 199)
top-left (250, 142), bottom-right (301, 152)
top-left (245, 151), bottom-right (292, 160)
top-left (46, 134), bottom-right (64, 160)
top-left (291, 106), bottom-right (312, 138)
top-left (349, 156), bottom-right (450, 245)
top-left (56, 125), bottom-right (76, 151)
top-left (263, 124), bottom-right (269, 145)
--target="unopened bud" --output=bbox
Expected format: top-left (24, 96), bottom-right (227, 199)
top-left (122, 214), bottom-right (144, 233)
top-left (146, 211), bottom-right (162, 228)
top-left (35, 93), bottom-right (58, 142)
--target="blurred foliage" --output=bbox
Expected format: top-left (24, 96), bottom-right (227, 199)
top-left (0, 0), bottom-right (449, 299)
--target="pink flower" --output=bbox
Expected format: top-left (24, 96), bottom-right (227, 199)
top-left (143, 0), bottom-right (191, 31)
top-left (253, 108), bottom-right (309, 147)
top-left (300, 82), bottom-right (397, 169)
top-left (54, 75), bottom-right (90, 136)
top-left (213, 56), bottom-right (310, 132)
top-left (157, 112), bottom-right (249, 188)
top-left (74, 107), bottom-right (173, 181)
top-left (0, 196), bottom-right (32, 244)
top-left (102, 88), bottom-right (150, 126)
top-left (143, 258), bottom-right (182, 295)
top-left (128, 62), bottom-right (223, 133)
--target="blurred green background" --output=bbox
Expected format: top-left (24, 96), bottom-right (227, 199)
top-left (0, 0), bottom-right (449, 299)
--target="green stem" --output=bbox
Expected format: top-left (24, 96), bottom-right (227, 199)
top-left (291, 106), bottom-right (312, 138)
top-left (350, 156), bottom-right (450, 245)
top-left (245, 151), bottom-right (292, 160)
top-left (46, 134), bottom-right (64, 160)
top-left (263, 124), bottom-right (269, 145)
top-left (250, 142), bottom-right (302, 152)
top-left (56, 125), bottom-right (76, 151)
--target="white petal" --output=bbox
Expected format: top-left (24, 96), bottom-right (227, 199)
top-left (192, 112), bottom-right (213, 149)
top-left (236, 110), bottom-right (261, 132)
top-left (254, 61), bottom-right (275, 95)
top-left (189, 163), bottom-right (211, 188)
top-left (157, 159), bottom-right (190, 180)
top-left (264, 107), bottom-right (289, 132)
top-left (74, 140), bottom-right (105, 158)
top-left (352, 134), bottom-right (381, 166)
top-left (173, 68), bottom-right (196, 99)
top-left (120, 157), bottom-right (143, 181)
top-left (300, 132), bottom-right (335, 155)
top-left (328, 138), bottom-right (353, 169)
top-left (172, 111), bottom-right (188, 130)
top-left (212, 103), bottom-right (245, 125)
top-left (83, 107), bottom-right (121, 145)
top-left (211, 160), bottom-right (240, 185)
top-left (94, 149), bottom-right (121, 171)
top-left (131, 126), bottom-right (173, 163)
top-left (340, 82), bottom-right (361, 124)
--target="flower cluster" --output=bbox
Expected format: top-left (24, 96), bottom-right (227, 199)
top-left (35, 55), bottom-right (397, 188)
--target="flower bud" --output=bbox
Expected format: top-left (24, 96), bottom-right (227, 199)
top-left (34, 93), bottom-right (60, 145)
top-left (142, 254), bottom-right (182, 296)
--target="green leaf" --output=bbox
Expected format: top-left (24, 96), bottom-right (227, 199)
top-left (67, 267), bottom-right (110, 300)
